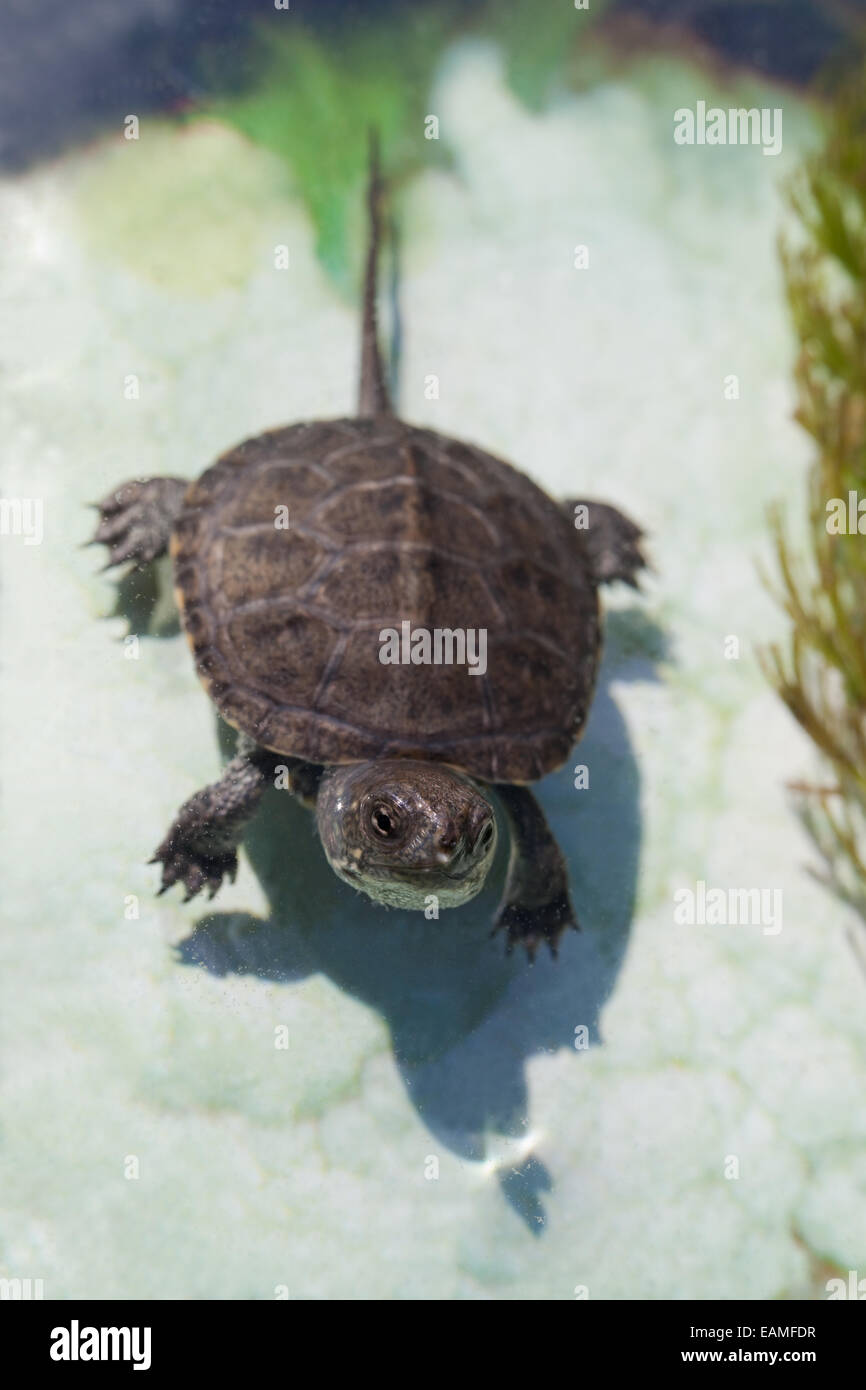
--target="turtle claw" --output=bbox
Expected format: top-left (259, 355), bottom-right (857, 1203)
top-left (88, 476), bottom-right (187, 570)
top-left (150, 839), bottom-right (237, 903)
top-left (491, 893), bottom-right (578, 962)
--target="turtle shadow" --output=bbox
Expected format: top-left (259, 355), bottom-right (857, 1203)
top-left (110, 555), bottom-right (180, 638)
top-left (176, 604), bottom-right (664, 1231)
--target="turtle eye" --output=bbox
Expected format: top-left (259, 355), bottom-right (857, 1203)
top-left (371, 804), bottom-right (398, 838)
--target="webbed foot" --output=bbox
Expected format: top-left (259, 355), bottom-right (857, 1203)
top-left (491, 784), bottom-right (578, 962)
top-left (150, 838), bottom-right (237, 903)
top-left (564, 498), bottom-right (647, 588)
top-left (89, 476), bottom-right (187, 569)
top-left (492, 892), bottom-right (577, 962)
top-left (150, 741), bottom-right (274, 903)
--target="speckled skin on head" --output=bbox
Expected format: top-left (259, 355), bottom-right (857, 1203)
top-left (92, 133), bottom-right (646, 959)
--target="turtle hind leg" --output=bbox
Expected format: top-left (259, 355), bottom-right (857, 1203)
top-left (564, 498), bottom-right (647, 588)
top-left (491, 784), bottom-right (578, 962)
top-left (89, 476), bottom-right (187, 569)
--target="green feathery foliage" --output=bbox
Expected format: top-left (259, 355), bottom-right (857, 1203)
top-left (764, 56), bottom-right (866, 919)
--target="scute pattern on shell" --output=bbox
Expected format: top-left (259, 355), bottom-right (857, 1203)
top-left (171, 417), bottom-right (600, 782)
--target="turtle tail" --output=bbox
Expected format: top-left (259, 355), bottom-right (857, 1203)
top-left (357, 129), bottom-right (394, 418)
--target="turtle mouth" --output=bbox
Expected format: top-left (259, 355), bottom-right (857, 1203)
top-left (410, 862), bottom-right (481, 882)
top-left (346, 841), bottom-right (495, 904)
top-left (334, 857), bottom-right (485, 883)
top-left (353, 860), bottom-right (491, 911)
top-left (391, 834), bottom-right (496, 882)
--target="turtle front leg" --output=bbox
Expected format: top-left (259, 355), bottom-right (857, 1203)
top-left (90, 476), bottom-right (188, 569)
top-left (491, 785), bottom-right (577, 961)
top-left (151, 736), bottom-right (277, 901)
top-left (275, 756), bottom-right (324, 807)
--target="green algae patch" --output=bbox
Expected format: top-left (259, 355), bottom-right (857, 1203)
top-left (201, 1), bottom-right (614, 291)
top-left (204, 21), bottom-right (454, 295)
top-left (73, 120), bottom-right (292, 297)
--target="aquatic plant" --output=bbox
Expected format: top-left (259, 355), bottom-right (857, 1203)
top-left (764, 56), bottom-right (866, 926)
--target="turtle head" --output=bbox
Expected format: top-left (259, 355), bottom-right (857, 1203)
top-left (316, 759), bottom-right (497, 910)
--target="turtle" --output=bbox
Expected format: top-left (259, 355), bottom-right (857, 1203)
top-left (91, 137), bottom-right (646, 960)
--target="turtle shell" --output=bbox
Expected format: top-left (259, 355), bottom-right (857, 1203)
top-left (171, 416), bottom-right (600, 783)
